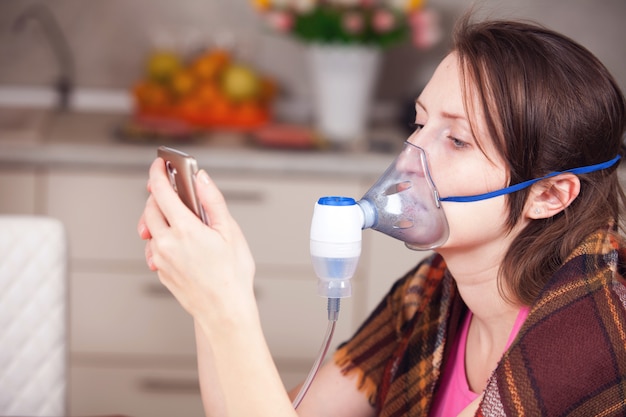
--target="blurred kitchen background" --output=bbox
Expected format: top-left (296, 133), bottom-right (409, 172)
top-left (0, 1), bottom-right (625, 417)
top-left (1, 0), bottom-right (625, 138)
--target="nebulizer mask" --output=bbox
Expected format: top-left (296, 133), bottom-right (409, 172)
top-left (309, 140), bottom-right (622, 302)
top-left (310, 141), bottom-right (449, 298)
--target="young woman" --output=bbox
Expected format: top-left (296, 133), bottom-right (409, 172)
top-left (138, 15), bottom-right (626, 417)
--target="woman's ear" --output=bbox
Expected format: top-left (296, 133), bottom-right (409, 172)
top-left (526, 173), bottom-right (581, 219)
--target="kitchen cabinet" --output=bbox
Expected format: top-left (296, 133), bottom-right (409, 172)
top-left (41, 168), bottom-right (203, 416)
top-left (0, 168), bottom-right (39, 214)
top-left (0, 148), bottom-right (422, 417)
top-left (70, 366), bottom-right (205, 417)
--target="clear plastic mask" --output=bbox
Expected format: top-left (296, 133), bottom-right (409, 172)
top-left (358, 141), bottom-right (450, 250)
top-left (358, 141), bottom-right (620, 251)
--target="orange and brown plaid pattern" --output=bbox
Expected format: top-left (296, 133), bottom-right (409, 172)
top-left (334, 230), bottom-right (626, 416)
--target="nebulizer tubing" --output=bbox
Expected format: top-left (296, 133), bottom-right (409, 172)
top-left (291, 298), bottom-right (339, 409)
top-left (293, 197), bottom-right (363, 409)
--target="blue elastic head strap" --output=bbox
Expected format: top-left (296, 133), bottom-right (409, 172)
top-left (440, 154), bottom-right (622, 203)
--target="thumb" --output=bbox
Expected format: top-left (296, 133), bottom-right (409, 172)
top-left (194, 169), bottom-right (230, 228)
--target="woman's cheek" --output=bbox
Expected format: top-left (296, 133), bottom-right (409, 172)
top-left (439, 199), bottom-right (510, 248)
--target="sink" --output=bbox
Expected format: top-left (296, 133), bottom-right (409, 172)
top-left (0, 107), bottom-right (51, 144)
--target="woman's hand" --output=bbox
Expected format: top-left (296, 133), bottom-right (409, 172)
top-left (138, 158), bottom-right (296, 417)
top-left (137, 157), bottom-right (256, 324)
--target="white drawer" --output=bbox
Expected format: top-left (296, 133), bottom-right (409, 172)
top-left (70, 271), bottom-right (197, 356)
top-left (71, 269), bottom-right (359, 362)
top-left (70, 361), bottom-right (324, 415)
top-left (45, 170), bottom-right (148, 262)
top-left (70, 365), bottom-right (204, 417)
top-left (214, 175), bottom-right (361, 267)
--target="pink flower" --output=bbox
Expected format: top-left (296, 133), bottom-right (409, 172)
top-left (372, 8), bottom-right (396, 34)
top-left (266, 10), bottom-right (294, 33)
top-left (343, 11), bottom-right (365, 35)
top-left (409, 9), bottom-right (442, 49)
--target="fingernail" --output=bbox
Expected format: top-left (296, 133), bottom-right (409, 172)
top-left (197, 170), bottom-right (210, 184)
top-left (147, 256), bottom-right (155, 270)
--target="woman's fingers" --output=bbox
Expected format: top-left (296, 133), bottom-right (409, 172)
top-left (145, 158), bottom-right (233, 237)
top-left (144, 240), bottom-right (156, 271)
top-left (138, 176), bottom-right (154, 240)
top-left (193, 169), bottom-right (231, 230)
top-left (195, 169), bottom-right (256, 279)
top-left (143, 192), bottom-right (170, 237)
top-left (140, 194), bottom-right (170, 271)
top-left (137, 212), bottom-right (152, 240)
top-left (148, 157), bottom-right (202, 233)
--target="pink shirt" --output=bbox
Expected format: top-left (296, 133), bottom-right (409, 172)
top-left (429, 306), bottom-right (530, 417)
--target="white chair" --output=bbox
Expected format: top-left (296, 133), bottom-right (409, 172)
top-left (0, 215), bottom-right (68, 416)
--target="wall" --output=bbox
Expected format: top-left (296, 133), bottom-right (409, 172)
top-left (0, 0), bottom-right (625, 122)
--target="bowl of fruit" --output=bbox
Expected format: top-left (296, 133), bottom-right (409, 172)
top-left (125, 47), bottom-right (277, 141)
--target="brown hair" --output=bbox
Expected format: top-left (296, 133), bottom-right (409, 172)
top-left (452, 16), bottom-right (626, 305)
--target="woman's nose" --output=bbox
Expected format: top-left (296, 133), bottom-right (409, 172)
top-left (395, 142), bottom-right (428, 177)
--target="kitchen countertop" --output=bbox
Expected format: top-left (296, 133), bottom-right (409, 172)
top-left (0, 111), bottom-right (405, 178)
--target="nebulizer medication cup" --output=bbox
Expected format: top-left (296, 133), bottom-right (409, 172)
top-left (310, 196), bottom-right (363, 301)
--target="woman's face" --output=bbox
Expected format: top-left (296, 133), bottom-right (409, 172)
top-left (409, 53), bottom-right (520, 254)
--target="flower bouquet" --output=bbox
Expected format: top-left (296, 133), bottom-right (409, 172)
top-left (251, 0), bottom-right (441, 49)
top-left (250, 1), bottom-right (441, 145)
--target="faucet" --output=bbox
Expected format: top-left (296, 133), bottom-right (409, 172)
top-left (13, 3), bottom-right (75, 111)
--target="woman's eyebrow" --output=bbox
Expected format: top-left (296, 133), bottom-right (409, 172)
top-left (415, 98), bottom-right (468, 123)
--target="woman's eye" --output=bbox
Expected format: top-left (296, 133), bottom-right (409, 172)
top-left (449, 136), bottom-right (468, 148)
top-left (409, 122), bottom-right (424, 132)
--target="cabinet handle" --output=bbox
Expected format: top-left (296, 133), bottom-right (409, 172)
top-left (139, 377), bottom-right (200, 394)
top-left (146, 281), bottom-right (262, 299)
top-left (222, 189), bottom-right (264, 204)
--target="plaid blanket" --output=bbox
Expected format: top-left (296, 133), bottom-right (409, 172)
top-left (334, 230), bottom-right (626, 416)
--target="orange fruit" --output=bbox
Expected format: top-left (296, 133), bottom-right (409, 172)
top-left (169, 69), bottom-right (196, 98)
top-left (195, 82), bottom-right (223, 105)
top-left (211, 96), bottom-right (236, 125)
top-left (176, 96), bottom-right (205, 125)
top-left (235, 101), bottom-right (267, 126)
top-left (190, 49), bottom-right (231, 82)
top-left (259, 77), bottom-right (278, 103)
top-left (132, 81), bottom-right (171, 111)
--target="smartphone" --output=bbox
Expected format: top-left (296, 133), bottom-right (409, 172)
top-left (157, 146), bottom-right (209, 225)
